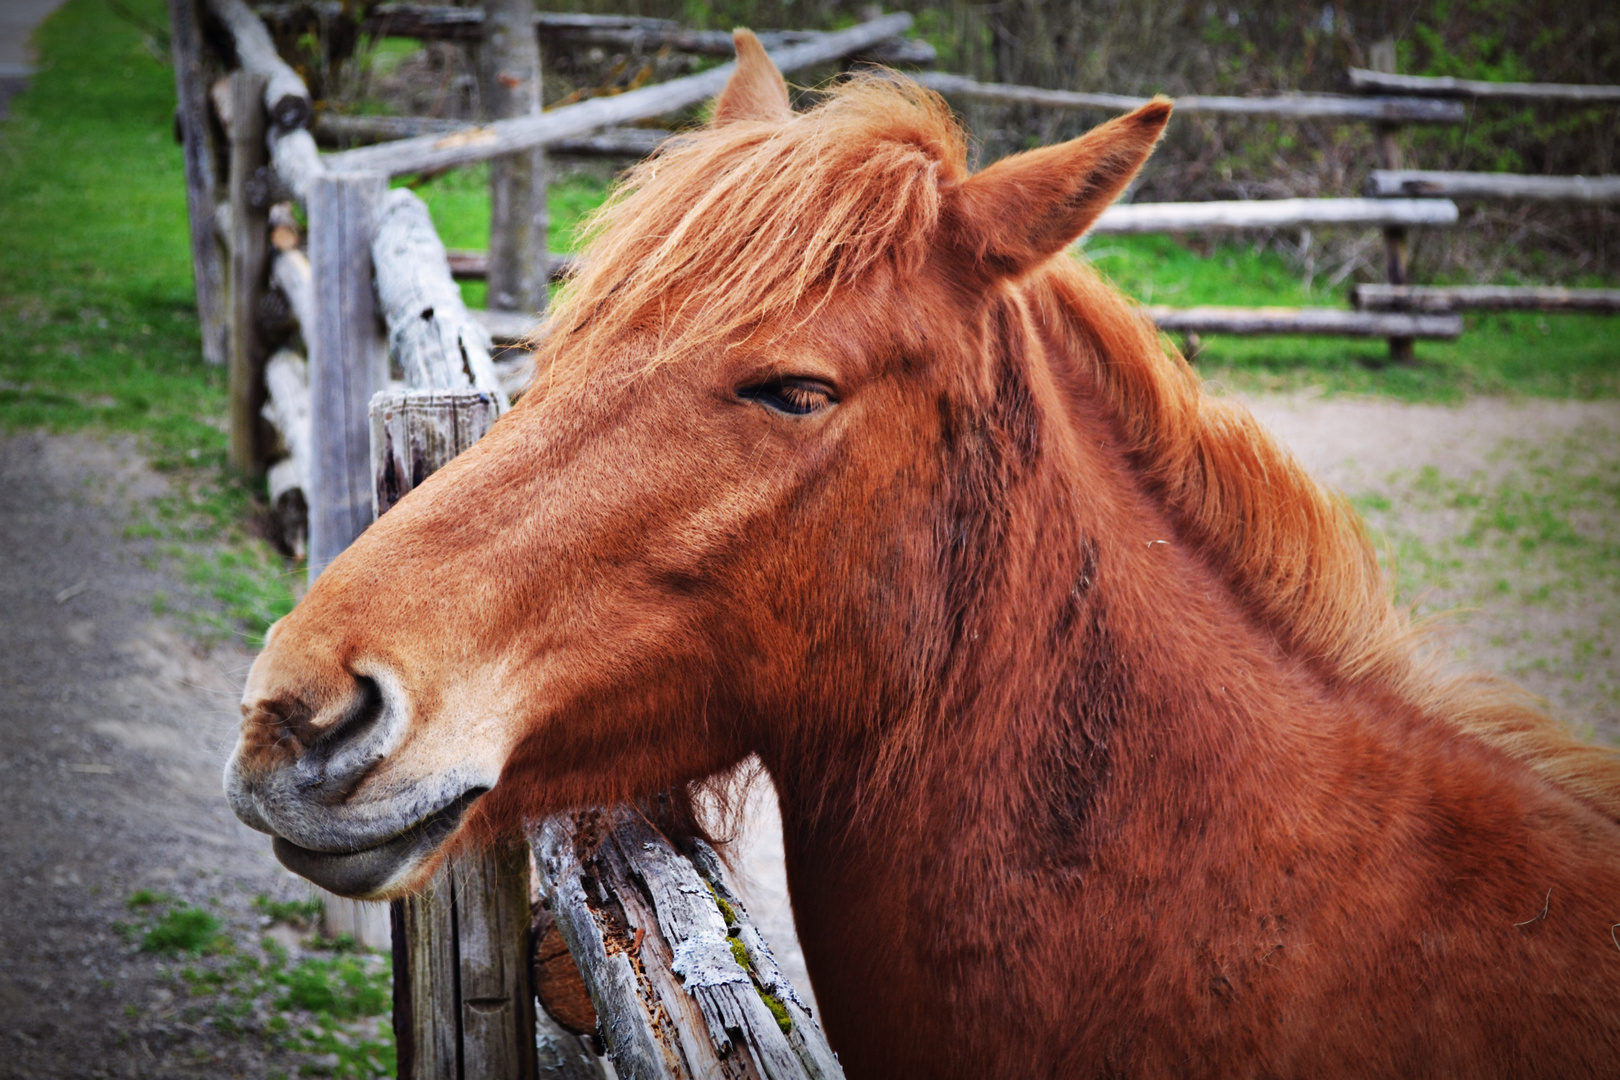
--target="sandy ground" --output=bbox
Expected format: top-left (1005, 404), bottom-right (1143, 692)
top-left (1, 393), bottom-right (1614, 1074)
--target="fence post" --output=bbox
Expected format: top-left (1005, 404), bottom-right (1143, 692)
top-left (306, 170), bottom-right (388, 578)
top-left (481, 0), bottom-right (550, 315)
top-left (227, 70), bottom-right (272, 474)
top-left (1369, 38), bottom-right (1414, 363)
top-left (369, 390), bottom-right (578, 1080)
top-left (168, 0), bottom-right (229, 367)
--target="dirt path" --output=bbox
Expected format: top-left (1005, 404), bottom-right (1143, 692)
top-left (0, 434), bottom-right (328, 1079)
top-left (2, 394), bottom-right (1614, 1075)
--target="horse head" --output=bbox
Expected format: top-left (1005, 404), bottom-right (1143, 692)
top-left (225, 33), bottom-right (1170, 900)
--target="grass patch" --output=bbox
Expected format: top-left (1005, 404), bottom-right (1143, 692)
top-left (0, 0), bottom-right (298, 645)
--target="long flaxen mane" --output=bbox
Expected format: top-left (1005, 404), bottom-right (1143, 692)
top-left (532, 74), bottom-right (1620, 822)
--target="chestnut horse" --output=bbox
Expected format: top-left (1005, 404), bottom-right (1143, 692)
top-left (228, 34), bottom-right (1620, 1077)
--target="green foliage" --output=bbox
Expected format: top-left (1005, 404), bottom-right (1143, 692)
top-left (0, 0), bottom-right (298, 646)
top-left (118, 892), bottom-right (231, 956)
top-left (275, 955), bottom-right (392, 1019)
top-left (255, 894), bottom-right (325, 929)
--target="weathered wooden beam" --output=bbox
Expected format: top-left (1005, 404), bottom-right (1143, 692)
top-left (447, 249), bottom-right (578, 282)
top-left (372, 189), bottom-right (511, 404)
top-left (321, 13), bottom-right (915, 177)
top-left (482, 0), bottom-right (549, 315)
top-left (1352, 283), bottom-right (1620, 313)
top-left (262, 347), bottom-right (311, 556)
top-left (1085, 197), bottom-right (1458, 236)
top-left (1367, 169), bottom-right (1620, 203)
top-left (918, 72), bottom-right (1466, 124)
top-left (1144, 305), bottom-right (1462, 338)
top-left (227, 70), bottom-right (273, 475)
top-left (168, 0), bottom-right (230, 367)
top-left (260, 4), bottom-right (933, 64)
top-left (470, 307), bottom-right (541, 345)
top-left (204, 0), bottom-right (313, 129)
top-left (315, 114), bottom-right (675, 159)
top-left (1347, 68), bottom-right (1620, 103)
top-left (270, 248), bottom-right (313, 335)
top-left (533, 809), bottom-right (845, 1080)
top-left (307, 170), bottom-right (389, 579)
top-left (270, 127), bottom-right (325, 204)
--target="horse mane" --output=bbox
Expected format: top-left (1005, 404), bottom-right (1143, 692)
top-left (534, 74), bottom-right (1620, 823)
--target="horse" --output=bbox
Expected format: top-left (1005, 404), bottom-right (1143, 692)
top-left (227, 33), bottom-right (1620, 1078)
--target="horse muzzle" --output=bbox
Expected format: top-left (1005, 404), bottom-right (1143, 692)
top-left (224, 667), bottom-right (497, 898)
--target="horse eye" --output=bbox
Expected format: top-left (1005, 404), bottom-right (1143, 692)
top-left (738, 378), bottom-right (836, 416)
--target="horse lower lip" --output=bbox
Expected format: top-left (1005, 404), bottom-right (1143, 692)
top-left (270, 788), bottom-right (485, 898)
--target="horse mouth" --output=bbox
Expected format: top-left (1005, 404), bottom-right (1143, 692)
top-left (269, 787), bottom-right (487, 899)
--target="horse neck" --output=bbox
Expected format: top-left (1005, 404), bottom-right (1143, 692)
top-left (762, 278), bottom-right (1327, 1030)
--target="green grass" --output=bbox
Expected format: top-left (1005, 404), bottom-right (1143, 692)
top-left (1079, 234), bottom-right (1620, 401)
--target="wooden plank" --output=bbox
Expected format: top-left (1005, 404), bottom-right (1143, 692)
top-left (1367, 40), bottom-right (1413, 363)
top-left (226, 70), bottom-right (272, 475)
top-left (1086, 197), bottom-right (1458, 235)
top-left (1348, 68), bottom-right (1620, 103)
top-left (481, 0), bottom-right (549, 315)
top-left (1352, 284), bottom-right (1620, 313)
top-left (1143, 305), bottom-right (1462, 338)
top-left (917, 71), bottom-right (1466, 124)
top-left (372, 189), bottom-right (510, 404)
top-left (306, 170), bottom-right (388, 580)
top-left (370, 392), bottom-right (537, 1080)
top-left (532, 810), bottom-right (845, 1080)
top-left (204, 0), bottom-right (313, 129)
top-left (169, 0), bottom-right (230, 368)
top-left (321, 13), bottom-right (915, 177)
top-left (316, 114), bottom-right (674, 159)
top-left (1367, 169), bottom-right (1620, 203)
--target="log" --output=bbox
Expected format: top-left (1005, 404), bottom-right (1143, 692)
top-left (1367, 169), bottom-right (1620, 203)
top-left (321, 13), bottom-right (916, 177)
top-left (1086, 197), bottom-right (1458, 235)
top-left (270, 248), bottom-right (314, 334)
top-left (367, 388), bottom-right (503, 517)
top-left (1347, 68), bottom-right (1620, 103)
top-left (532, 809), bottom-right (845, 1080)
top-left (227, 70), bottom-right (273, 475)
top-left (204, 0), bottom-right (313, 129)
top-left (372, 189), bottom-right (511, 404)
top-left (1351, 283), bottom-right (1620, 313)
top-left (316, 114), bottom-right (675, 159)
top-left (262, 348), bottom-right (311, 557)
top-left (1143, 305), bottom-right (1462, 338)
top-left (917, 72), bottom-right (1466, 124)
top-left (307, 170), bottom-right (389, 580)
top-left (168, 0), bottom-right (230, 367)
top-left (447, 249), bottom-right (578, 282)
top-left (270, 127), bottom-right (326, 204)
top-left (482, 0), bottom-right (549, 314)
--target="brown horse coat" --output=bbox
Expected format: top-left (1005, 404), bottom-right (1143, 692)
top-left (228, 33), bottom-right (1620, 1078)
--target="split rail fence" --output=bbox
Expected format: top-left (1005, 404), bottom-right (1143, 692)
top-left (170, 2), bottom-right (1620, 1075)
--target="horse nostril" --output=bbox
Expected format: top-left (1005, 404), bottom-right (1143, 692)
top-left (298, 674), bottom-right (395, 799)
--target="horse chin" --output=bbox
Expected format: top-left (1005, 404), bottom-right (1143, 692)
top-left (268, 786), bottom-right (487, 900)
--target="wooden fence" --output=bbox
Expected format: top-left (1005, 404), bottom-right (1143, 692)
top-left (171, 3), bottom-right (1620, 1075)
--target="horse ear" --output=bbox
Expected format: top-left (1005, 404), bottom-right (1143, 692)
top-left (712, 30), bottom-right (792, 125)
top-left (944, 99), bottom-right (1172, 283)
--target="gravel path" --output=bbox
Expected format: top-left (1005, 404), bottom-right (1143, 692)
top-left (2, 393), bottom-right (1613, 1074)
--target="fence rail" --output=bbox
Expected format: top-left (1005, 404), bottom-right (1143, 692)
top-left (1089, 197), bottom-right (1458, 235)
top-left (1352, 284), bottom-right (1620, 313)
top-left (1367, 169), bottom-right (1620, 203)
top-left (1347, 68), bottom-right (1620, 103)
